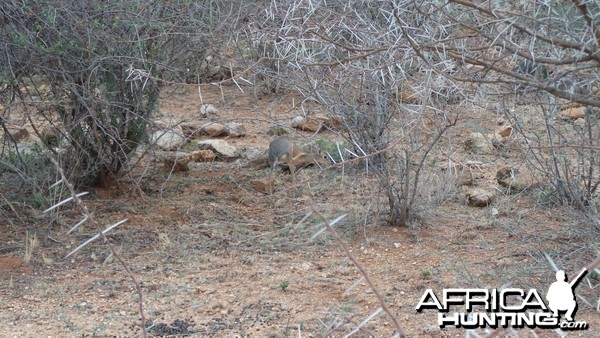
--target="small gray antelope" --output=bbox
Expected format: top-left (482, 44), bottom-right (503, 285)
top-left (268, 136), bottom-right (329, 190)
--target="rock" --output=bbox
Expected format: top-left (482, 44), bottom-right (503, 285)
top-left (298, 114), bottom-right (345, 132)
top-left (291, 115), bottom-right (306, 129)
top-left (560, 107), bottom-right (586, 120)
top-left (202, 123), bottom-right (226, 137)
top-left (466, 188), bottom-right (495, 207)
top-left (224, 122), bottom-right (246, 137)
top-left (266, 125), bottom-right (287, 136)
top-left (491, 208), bottom-right (499, 217)
top-left (187, 150), bottom-right (216, 162)
top-left (153, 117), bottom-right (183, 131)
top-left (322, 116), bottom-right (346, 132)
top-left (199, 104), bottom-right (219, 118)
top-left (496, 166), bottom-right (537, 192)
top-left (291, 116), bottom-right (306, 129)
top-left (464, 132), bottom-right (493, 154)
top-left (291, 116), bottom-right (322, 132)
top-left (163, 151), bottom-right (191, 172)
top-left (161, 150), bottom-right (216, 172)
top-left (180, 122), bottom-right (227, 138)
top-left (151, 127), bottom-right (187, 150)
top-left (180, 121), bottom-right (205, 139)
top-left (197, 139), bottom-right (237, 158)
top-left (574, 118), bottom-right (586, 127)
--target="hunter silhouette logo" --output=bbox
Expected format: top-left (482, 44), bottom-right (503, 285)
top-left (416, 268), bottom-right (589, 330)
top-left (546, 269), bottom-right (586, 322)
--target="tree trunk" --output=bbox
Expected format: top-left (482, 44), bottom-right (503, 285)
top-left (388, 193), bottom-right (408, 227)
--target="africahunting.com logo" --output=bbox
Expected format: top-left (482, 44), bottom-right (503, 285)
top-left (416, 269), bottom-right (588, 330)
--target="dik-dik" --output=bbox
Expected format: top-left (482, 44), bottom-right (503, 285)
top-left (268, 135), bottom-right (329, 186)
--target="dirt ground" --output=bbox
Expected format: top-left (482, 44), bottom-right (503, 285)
top-left (0, 84), bottom-right (598, 337)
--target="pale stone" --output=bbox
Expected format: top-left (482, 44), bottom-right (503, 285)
top-left (151, 127), bottom-right (187, 150)
top-left (466, 188), bottom-right (494, 207)
top-left (560, 107), bottom-right (586, 120)
top-left (197, 139), bottom-right (237, 158)
top-left (200, 104), bottom-right (219, 118)
top-left (224, 122), bottom-right (246, 137)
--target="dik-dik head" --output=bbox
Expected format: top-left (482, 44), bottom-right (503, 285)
top-left (298, 150), bottom-right (330, 166)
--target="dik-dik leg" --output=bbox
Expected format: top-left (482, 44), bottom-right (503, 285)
top-left (289, 161), bottom-right (296, 185)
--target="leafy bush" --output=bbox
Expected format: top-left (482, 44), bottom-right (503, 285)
top-left (0, 0), bottom-right (243, 188)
